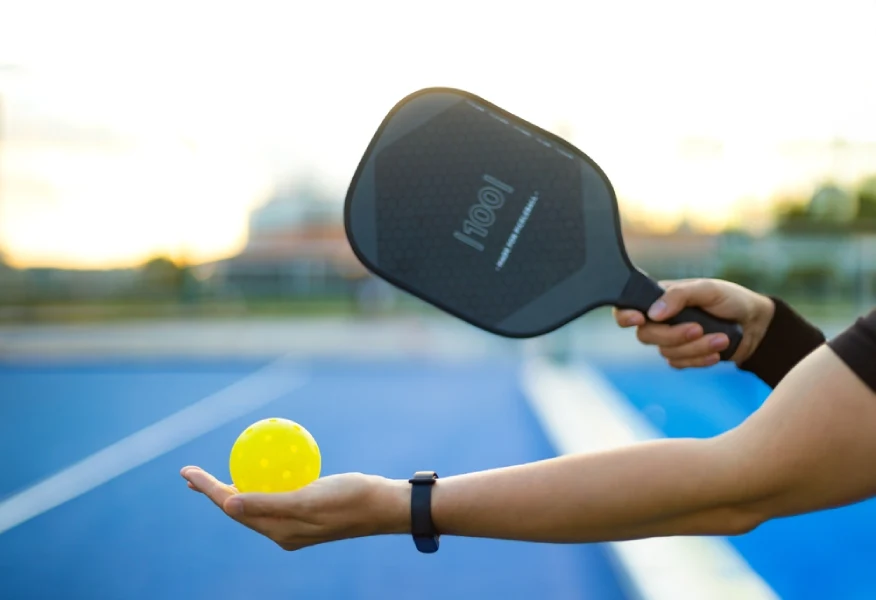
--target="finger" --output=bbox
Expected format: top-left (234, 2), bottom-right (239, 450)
top-left (225, 491), bottom-right (300, 519)
top-left (636, 322), bottom-right (704, 347)
top-left (613, 308), bottom-right (645, 327)
top-left (182, 467), bottom-right (237, 510)
top-left (647, 280), bottom-right (723, 322)
top-left (182, 466), bottom-right (199, 490)
top-left (656, 279), bottom-right (694, 289)
top-left (180, 466), bottom-right (236, 492)
top-left (666, 353), bottom-right (721, 369)
top-left (658, 333), bottom-right (729, 360)
top-left (277, 541), bottom-right (303, 552)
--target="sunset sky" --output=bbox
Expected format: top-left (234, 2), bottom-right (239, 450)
top-left (1, 0), bottom-right (875, 268)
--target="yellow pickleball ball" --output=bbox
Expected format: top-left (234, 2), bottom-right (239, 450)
top-left (229, 418), bottom-right (321, 493)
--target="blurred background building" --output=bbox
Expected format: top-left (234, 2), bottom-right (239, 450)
top-left (198, 182), bottom-right (366, 301)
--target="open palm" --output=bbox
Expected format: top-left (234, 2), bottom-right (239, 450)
top-left (181, 466), bottom-right (403, 551)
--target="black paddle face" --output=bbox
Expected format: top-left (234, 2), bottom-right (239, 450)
top-left (344, 87), bottom-right (634, 338)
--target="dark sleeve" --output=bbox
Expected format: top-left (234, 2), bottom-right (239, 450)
top-left (827, 309), bottom-right (876, 393)
top-left (738, 297), bottom-right (826, 388)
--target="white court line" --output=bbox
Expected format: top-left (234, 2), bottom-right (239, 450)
top-left (0, 356), bottom-right (308, 537)
top-left (520, 356), bottom-right (779, 600)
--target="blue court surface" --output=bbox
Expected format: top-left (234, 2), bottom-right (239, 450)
top-left (3, 345), bottom-right (874, 600)
top-left (0, 357), bottom-right (630, 600)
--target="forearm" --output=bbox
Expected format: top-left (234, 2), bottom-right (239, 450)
top-left (375, 347), bottom-right (876, 546)
top-left (381, 437), bottom-right (760, 544)
top-left (719, 346), bottom-right (876, 518)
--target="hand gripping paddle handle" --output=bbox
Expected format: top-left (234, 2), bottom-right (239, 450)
top-left (617, 270), bottom-right (744, 362)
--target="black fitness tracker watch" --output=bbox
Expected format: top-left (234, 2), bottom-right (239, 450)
top-left (408, 471), bottom-right (439, 553)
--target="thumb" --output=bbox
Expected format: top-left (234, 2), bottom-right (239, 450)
top-left (225, 492), bottom-right (297, 519)
top-left (648, 279), bottom-right (723, 321)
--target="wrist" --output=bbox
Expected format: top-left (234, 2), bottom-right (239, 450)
top-left (372, 477), bottom-right (413, 535)
top-left (735, 294), bottom-right (775, 365)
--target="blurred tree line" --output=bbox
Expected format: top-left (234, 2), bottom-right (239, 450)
top-left (0, 253), bottom-right (367, 321)
top-left (773, 175), bottom-right (876, 233)
top-left (717, 175), bottom-right (876, 309)
top-left (138, 256), bottom-right (201, 303)
top-left (0, 255), bottom-right (206, 307)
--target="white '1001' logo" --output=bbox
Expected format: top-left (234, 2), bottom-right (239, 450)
top-left (453, 174), bottom-right (514, 252)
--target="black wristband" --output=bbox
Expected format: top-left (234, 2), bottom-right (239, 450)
top-left (827, 310), bottom-right (876, 393)
top-left (739, 296), bottom-right (826, 388)
top-left (408, 471), bottom-right (439, 553)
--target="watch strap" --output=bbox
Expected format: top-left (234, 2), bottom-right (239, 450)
top-left (408, 471), bottom-right (439, 553)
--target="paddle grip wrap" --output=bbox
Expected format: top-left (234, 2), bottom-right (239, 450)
top-left (618, 271), bottom-right (744, 362)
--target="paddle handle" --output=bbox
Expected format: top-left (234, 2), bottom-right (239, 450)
top-left (618, 270), bottom-right (744, 362)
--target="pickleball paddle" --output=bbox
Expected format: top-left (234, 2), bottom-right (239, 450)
top-left (343, 87), bottom-right (743, 361)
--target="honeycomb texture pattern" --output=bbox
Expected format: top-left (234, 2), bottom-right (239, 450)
top-left (374, 99), bottom-right (587, 328)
